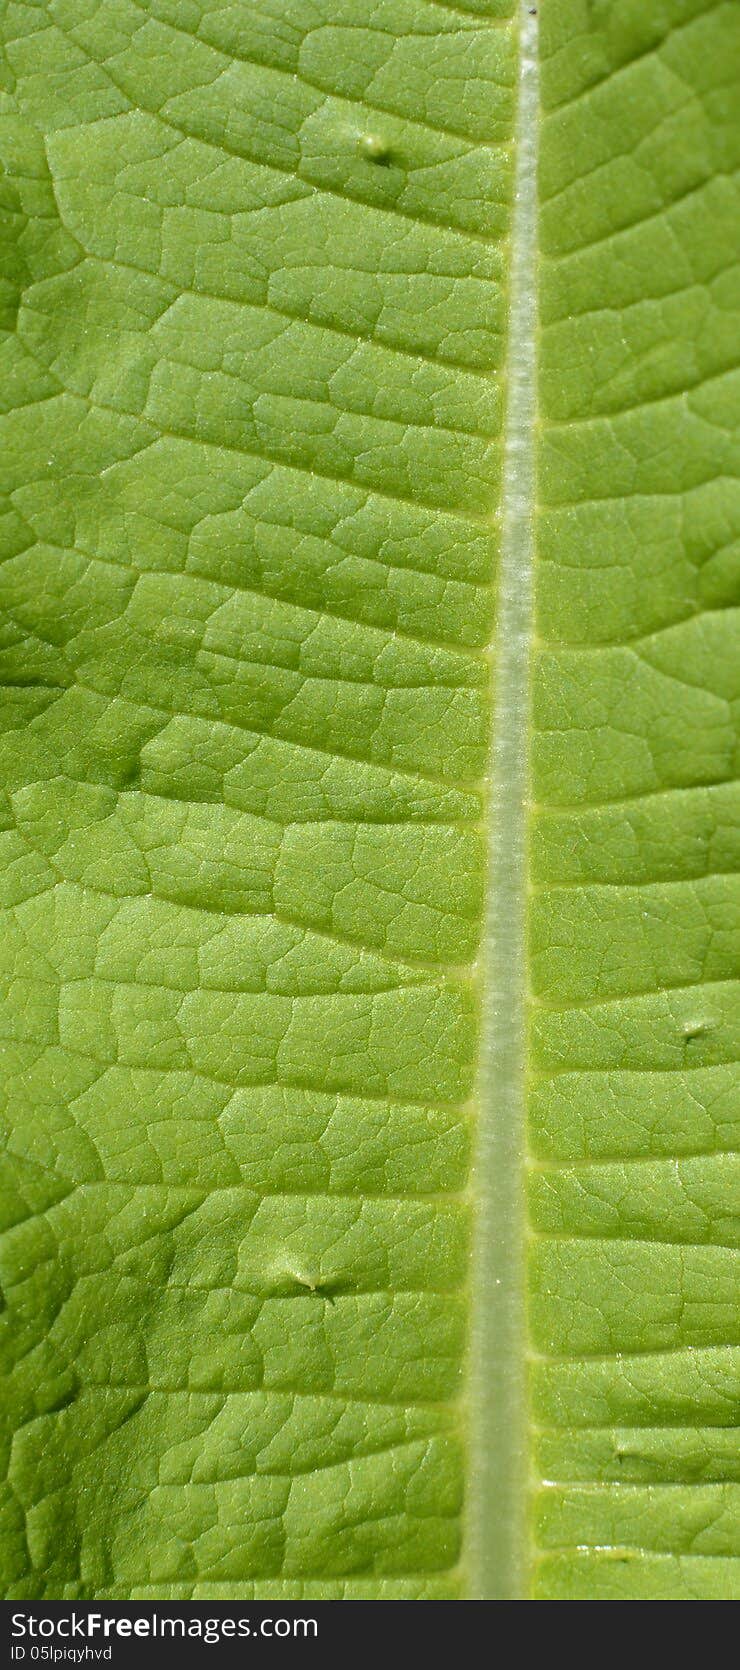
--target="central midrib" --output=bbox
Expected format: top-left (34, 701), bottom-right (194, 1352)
top-left (466, 0), bottom-right (539, 1602)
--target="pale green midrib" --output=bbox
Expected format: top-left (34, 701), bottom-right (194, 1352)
top-left (466, 0), bottom-right (538, 1602)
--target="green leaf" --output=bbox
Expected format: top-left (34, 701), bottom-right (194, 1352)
top-left (527, 0), bottom-right (740, 1602)
top-left (0, 0), bottom-right (738, 1602)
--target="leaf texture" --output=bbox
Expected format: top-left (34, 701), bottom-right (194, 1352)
top-left (0, 0), bottom-right (517, 1601)
top-left (0, 0), bottom-right (738, 1603)
top-left (530, 0), bottom-right (740, 1601)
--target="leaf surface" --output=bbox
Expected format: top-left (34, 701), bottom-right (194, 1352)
top-left (0, 0), bottom-right (738, 1601)
top-left (530, 0), bottom-right (740, 1600)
